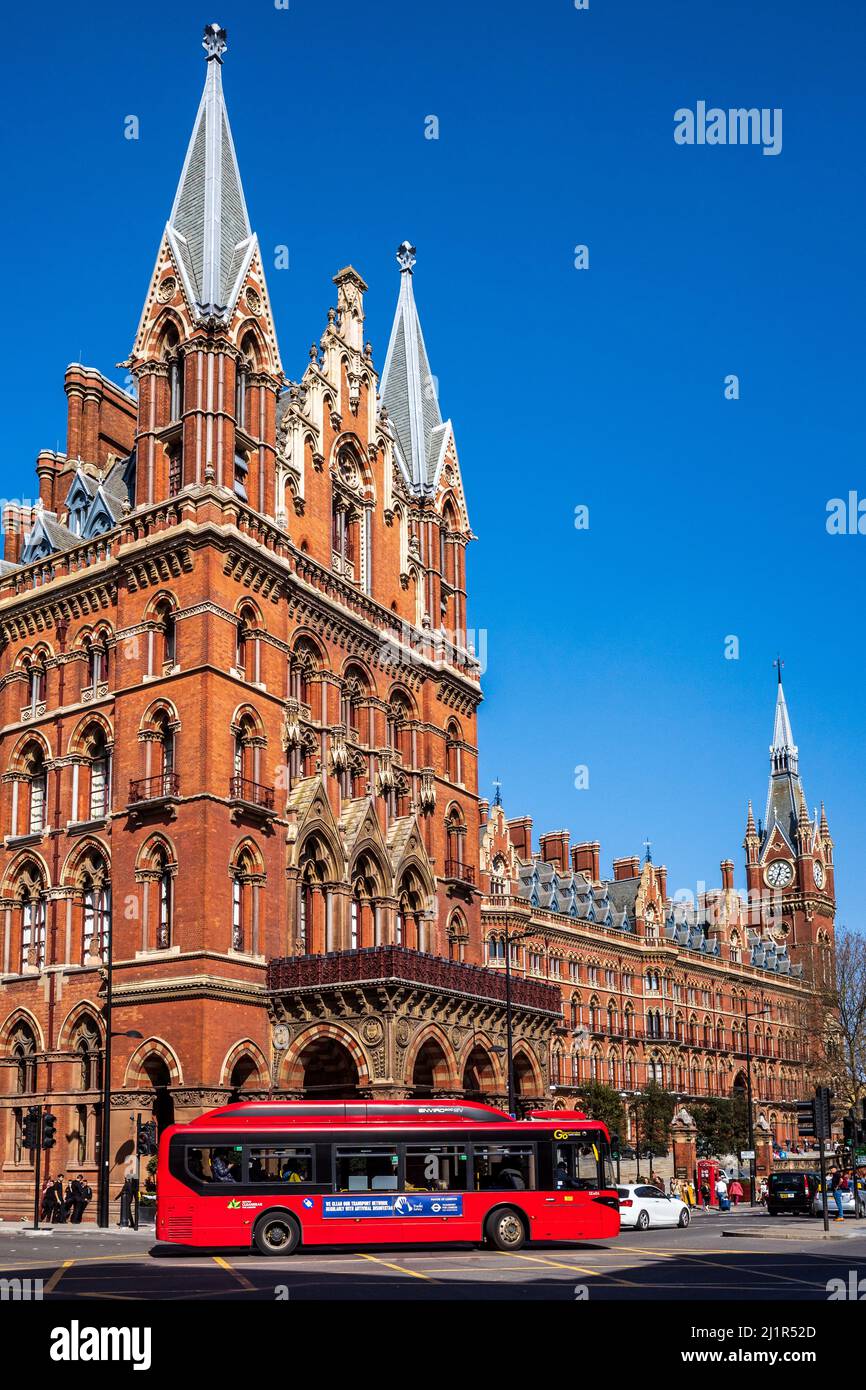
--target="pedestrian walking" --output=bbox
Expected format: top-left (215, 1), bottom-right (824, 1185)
top-left (700, 1180), bottom-right (711, 1210)
top-left (729, 1178), bottom-right (744, 1208)
top-left (830, 1168), bottom-right (845, 1222)
top-left (715, 1174), bottom-right (730, 1211)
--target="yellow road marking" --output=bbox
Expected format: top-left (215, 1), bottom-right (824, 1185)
top-left (44, 1259), bottom-right (74, 1294)
top-left (498, 1250), bottom-right (640, 1287)
top-left (212, 1255), bottom-right (255, 1291)
top-left (355, 1251), bottom-right (434, 1281)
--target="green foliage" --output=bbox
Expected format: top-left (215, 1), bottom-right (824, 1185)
top-left (636, 1082), bottom-right (676, 1152)
top-left (574, 1083), bottom-right (625, 1145)
top-left (691, 1096), bottom-right (750, 1156)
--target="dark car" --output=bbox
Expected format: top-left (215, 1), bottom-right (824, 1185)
top-left (766, 1170), bottom-right (819, 1216)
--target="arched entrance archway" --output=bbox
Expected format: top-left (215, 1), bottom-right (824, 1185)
top-left (298, 1037), bottom-right (359, 1098)
top-left (462, 1045), bottom-right (496, 1099)
top-left (411, 1038), bottom-right (451, 1096)
top-left (142, 1054), bottom-right (175, 1133)
top-left (228, 1055), bottom-right (259, 1102)
top-left (513, 1049), bottom-right (543, 1103)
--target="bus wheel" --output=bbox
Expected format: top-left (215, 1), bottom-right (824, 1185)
top-left (485, 1208), bottom-right (527, 1252)
top-left (253, 1212), bottom-right (301, 1256)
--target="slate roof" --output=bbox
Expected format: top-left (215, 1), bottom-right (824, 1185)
top-left (380, 244), bottom-right (452, 496)
top-left (166, 36), bottom-right (255, 320)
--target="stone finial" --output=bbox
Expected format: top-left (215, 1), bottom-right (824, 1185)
top-left (396, 240), bottom-right (417, 273)
top-left (202, 23), bottom-right (227, 62)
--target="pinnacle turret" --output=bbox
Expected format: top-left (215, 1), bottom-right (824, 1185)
top-left (165, 23), bottom-right (256, 320)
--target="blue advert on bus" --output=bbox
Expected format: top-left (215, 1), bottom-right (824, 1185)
top-left (322, 1194), bottom-right (464, 1218)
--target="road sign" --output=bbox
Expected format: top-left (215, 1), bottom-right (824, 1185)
top-left (740, 1150), bottom-right (756, 1160)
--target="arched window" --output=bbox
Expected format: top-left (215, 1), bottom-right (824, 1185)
top-left (81, 854), bottom-right (111, 962)
top-left (445, 806), bottom-right (466, 878)
top-left (17, 867), bottom-right (47, 971)
top-left (231, 849), bottom-right (257, 953)
top-left (446, 721), bottom-right (462, 783)
top-left (232, 713), bottom-right (259, 794)
top-left (24, 743), bottom-right (48, 835)
top-left (25, 657), bottom-right (46, 710)
top-left (154, 709), bottom-right (176, 795)
top-left (154, 599), bottom-right (176, 670)
top-left (235, 604), bottom-right (258, 681)
top-left (341, 666), bottom-right (369, 742)
top-left (490, 855), bottom-right (508, 895)
top-left (163, 325), bottom-right (183, 423)
top-left (86, 727), bottom-right (110, 820)
top-left (11, 1023), bottom-right (38, 1094)
top-left (151, 844), bottom-right (173, 949)
top-left (73, 1017), bottom-right (103, 1091)
top-left (85, 633), bottom-right (109, 691)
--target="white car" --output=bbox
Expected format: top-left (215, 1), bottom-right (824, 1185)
top-left (617, 1183), bottom-right (691, 1230)
top-left (811, 1180), bottom-right (866, 1219)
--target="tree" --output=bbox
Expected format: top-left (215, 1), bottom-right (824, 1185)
top-left (692, 1096), bottom-right (749, 1156)
top-left (635, 1081), bottom-right (676, 1154)
top-left (819, 926), bottom-right (866, 1106)
top-left (575, 1083), bottom-right (625, 1145)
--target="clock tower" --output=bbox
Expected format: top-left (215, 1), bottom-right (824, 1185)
top-left (744, 667), bottom-right (835, 984)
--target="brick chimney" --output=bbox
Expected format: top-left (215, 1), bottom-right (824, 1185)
top-left (612, 855), bottom-right (640, 881)
top-left (539, 830), bottom-right (570, 873)
top-left (656, 864), bottom-right (668, 902)
top-left (508, 816), bottom-right (533, 861)
top-left (35, 450), bottom-right (62, 511)
top-left (721, 858), bottom-right (734, 891)
top-left (478, 798), bottom-right (490, 826)
top-left (2, 504), bottom-right (23, 564)
top-left (572, 841), bottom-right (601, 881)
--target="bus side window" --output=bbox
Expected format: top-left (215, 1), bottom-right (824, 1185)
top-left (188, 1146), bottom-right (242, 1183)
top-left (404, 1146), bottom-right (469, 1192)
top-left (473, 1145), bottom-right (536, 1191)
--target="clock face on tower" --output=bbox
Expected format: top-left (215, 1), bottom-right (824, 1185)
top-left (813, 861), bottom-right (825, 890)
top-left (765, 860), bottom-right (794, 889)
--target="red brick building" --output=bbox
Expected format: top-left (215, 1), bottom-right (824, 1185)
top-left (0, 27), bottom-right (835, 1218)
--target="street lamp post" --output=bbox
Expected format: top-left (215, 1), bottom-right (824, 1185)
top-left (744, 996), bottom-right (771, 1207)
top-left (97, 894), bottom-right (142, 1226)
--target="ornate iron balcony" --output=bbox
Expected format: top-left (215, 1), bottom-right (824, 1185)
top-left (129, 772), bottom-right (180, 803)
top-left (229, 775), bottom-right (275, 810)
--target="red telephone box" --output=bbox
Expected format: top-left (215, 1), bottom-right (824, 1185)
top-left (697, 1159), bottom-right (719, 1207)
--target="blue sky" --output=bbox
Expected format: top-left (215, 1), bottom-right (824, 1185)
top-left (2, 1), bottom-right (863, 926)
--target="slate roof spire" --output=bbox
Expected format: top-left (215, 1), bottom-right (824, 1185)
top-left (166, 23), bottom-right (255, 320)
top-left (764, 663), bottom-right (804, 845)
top-left (380, 242), bottom-right (447, 493)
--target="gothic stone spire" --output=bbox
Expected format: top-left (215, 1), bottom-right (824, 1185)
top-left (380, 242), bottom-right (447, 494)
top-left (166, 23), bottom-right (255, 320)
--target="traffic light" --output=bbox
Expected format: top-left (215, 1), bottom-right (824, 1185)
top-left (22, 1107), bottom-right (40, 1151)
top-left (41, 1111), bottom-right (57, 1149)
top-left (796, 1098), bottom-right (816, 1139)
top-left (136, 1119), bottom-right (157, 1157)
top-left (815, 1086), bottom-right (833, 1142)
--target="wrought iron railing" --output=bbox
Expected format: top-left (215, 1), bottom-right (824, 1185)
top-left (229, 775), bottom-right (275, 810)
top-left (268, 946), bottom-right (561, 1014)
top-left (129, 772), bottom-right (180, 803)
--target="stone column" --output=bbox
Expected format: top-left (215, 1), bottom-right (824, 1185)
top-left (670, 1105), bottom-right (698, 1182)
